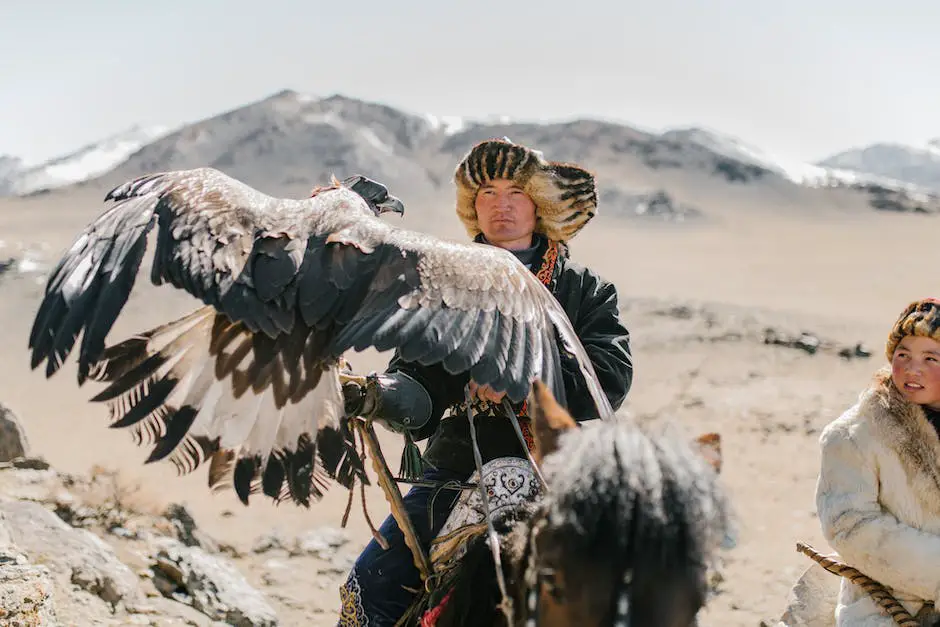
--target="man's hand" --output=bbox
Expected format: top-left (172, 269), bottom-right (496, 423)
top-left (468, 380), bottom-right (506, 404)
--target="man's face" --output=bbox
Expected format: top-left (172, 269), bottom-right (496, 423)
top-left (473, 179), bottom-right (537, 249)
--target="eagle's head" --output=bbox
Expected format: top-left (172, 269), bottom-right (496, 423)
top-left (342, 175), bottom-right (405, 217)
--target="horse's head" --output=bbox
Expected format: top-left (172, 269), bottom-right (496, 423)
top-left (518, 381), bottom-right (731, 627)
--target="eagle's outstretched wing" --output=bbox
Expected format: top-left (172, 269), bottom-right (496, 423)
top-left (27, 167), bottom-right (613, 507)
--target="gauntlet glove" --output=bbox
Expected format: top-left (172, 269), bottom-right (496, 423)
top-left (342, 371), bottom-right (433, 434)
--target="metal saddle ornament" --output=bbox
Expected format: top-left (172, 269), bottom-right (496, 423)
top-left (429, 456), bottom-right (543, 572)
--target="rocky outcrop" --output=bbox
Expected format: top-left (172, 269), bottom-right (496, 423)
top-left (0, 430), bottom-right (370, 626)
top-left (1, 501), bottom-right (146, 608)
top-left (858, 181), bottom-right (940, 213)
top-left (0, 404), bottom-right (30, 461)
top-left (600, 188), bottom-right (704, 222)
top-left (0, 537), bottom-right (58, 626)
top-left (151, 538), bottom-right (278, 627)
top-left (0, 456), bottom-right (299, 626)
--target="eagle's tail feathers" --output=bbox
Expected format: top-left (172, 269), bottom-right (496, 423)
top-left (87, 306), bottom-right (364, 507)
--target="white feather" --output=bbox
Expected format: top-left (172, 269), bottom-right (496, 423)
top-left (243, 390), bottom-right (285, 465)
top-left (213, 388), bottom-right (266, 449)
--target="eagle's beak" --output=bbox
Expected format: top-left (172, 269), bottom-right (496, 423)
top-left (378, 195), bottom-right (405, 217)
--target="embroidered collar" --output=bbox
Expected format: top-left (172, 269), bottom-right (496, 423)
top-left (472, 233), bottom-right (560, 284)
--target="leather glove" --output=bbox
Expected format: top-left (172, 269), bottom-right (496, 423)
top-left (341, 372), bottom-right (433, 434)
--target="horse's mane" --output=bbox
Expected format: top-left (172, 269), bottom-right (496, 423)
top-left (537, 418), bottom-right (731, 623)
top-left (428, 417), bottom-right (731, 627)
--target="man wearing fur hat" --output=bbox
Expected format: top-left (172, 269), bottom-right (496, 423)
top-left (336, 138), bottom-right (633, 626)
top-left (779, 298), bottom-right (940, 626)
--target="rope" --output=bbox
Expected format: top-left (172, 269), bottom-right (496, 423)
top-left (356, 419), bottom-right (433, 579)
top-left (796, 542), bottom-right (919, 627)
top-left (501, 399), bottom-right (549, 490)
top-left (466, 386), bottom-right (515, 624)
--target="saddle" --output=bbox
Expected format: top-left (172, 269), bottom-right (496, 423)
top-left (429, 456), bottom-right (543, 575)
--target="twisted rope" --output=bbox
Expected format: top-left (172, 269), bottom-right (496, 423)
top-left (796, 542), bottom-right (918, 627)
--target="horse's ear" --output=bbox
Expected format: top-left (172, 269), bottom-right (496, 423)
top-left (693, 432), bottom-right (722, 474)
top-left (529, 380), bottom-right (578, 466)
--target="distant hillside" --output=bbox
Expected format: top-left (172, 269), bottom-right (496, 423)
top-left (6, 90), bottom-right (940, 222)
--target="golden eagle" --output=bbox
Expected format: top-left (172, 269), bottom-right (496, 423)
top-left (27, 168), bottom-right (612, 507)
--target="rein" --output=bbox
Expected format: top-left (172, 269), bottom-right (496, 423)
top-left (521, 515), bottom-right (548, 626)
top-left (422, 240), bottom-right (565, 625)
top-left (466, 387), bottom-right (516, 624)
top-left (461, 394), bottom-right (554, 627)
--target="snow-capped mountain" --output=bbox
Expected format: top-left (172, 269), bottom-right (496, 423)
top-left (0, 156), bottom-right (25, 195)
top-left (5, 124), bottom-right (172, 196)
top-left (660, 127), bottom-right (827, 184)
top-left (423, 114), bottom-right (467, 135)
top-left (0, 155), bottom-right (23, 178)
top-left (663, 126), bottom-right (937, 194)
top-left (423, 113), bottom-right (519, 137)
top-left (4, 89), bottom-right (939, 216)
top-left (816, 141), bottom-right (940, 191)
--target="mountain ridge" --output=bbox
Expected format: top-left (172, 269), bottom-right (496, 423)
top-left (4, 90), bottom-right (940, 219)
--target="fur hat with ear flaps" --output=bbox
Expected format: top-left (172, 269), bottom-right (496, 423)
top-left (885, 297), bottom-right (940, 360)
top-left (453, 138), bottom-right (598, 242)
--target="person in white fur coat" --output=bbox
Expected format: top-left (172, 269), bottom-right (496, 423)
top-left (810, 297), bottom-right (940, 626)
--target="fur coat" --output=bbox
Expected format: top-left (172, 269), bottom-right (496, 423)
top-left (809, 367), bottom-right (940, 626)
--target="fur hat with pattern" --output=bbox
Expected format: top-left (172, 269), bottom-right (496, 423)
top-left (453, 138), bottom-right (598, 243)
top-left (885, 297), bottom-right (940, 360)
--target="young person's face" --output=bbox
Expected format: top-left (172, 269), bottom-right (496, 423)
top-left (891, 335), bottom-right (940, 410)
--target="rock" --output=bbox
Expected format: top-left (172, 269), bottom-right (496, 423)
top-left (260, 559), bottom-right (290, 587)
top-left (861, 183), bottom-right (940, 214)
top-left (0, 403), bottom-right (30, 462)
top-left (712, 158), bottom-right (770, 183)
top-left (0, 547), bottom-right (58, 626)
top-left (838, 342), bottom-right (872, 361)
top-left (134, 596), bottom-right (236, 627)
top-left (289, 527), bottom-right (349, 559)
top-left (0, 467), bottom-right (63, 503)
top-left (763, 327), bottom-right (874, 362)
top-left (774, 561), bottom-right (839, 626)
top-left (600, 188), bottom-right (704, 222)
top-left (0, 500), bottom-right (145, 607)
top-left (8, 457), bottom-right (51, 470)
top-left (795, 333), bottom-right (820, 355)
top-left (163, 504), bottom-right (219, 553)
top-left (252, 532), bottom-right (289, 555)
top-left (763, 328), bottom-right (820, 355)
top-left (253, 526), bottom-right (350, 561)
top-left (150, 537), bottom-right (278, 626)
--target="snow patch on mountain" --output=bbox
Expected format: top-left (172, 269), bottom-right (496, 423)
top-left (9, 124), bottom-right (172, 195)
top-left (423, 114), bottom-right (466, 135)
top-left (664, 126), bottom-right (935, 196)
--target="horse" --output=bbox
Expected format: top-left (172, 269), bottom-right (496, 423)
top-left (408, 380), bottom-right (732, 627)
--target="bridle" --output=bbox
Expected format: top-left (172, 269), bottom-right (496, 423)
top-left (517, 510), bottom-right (634, 627)
top-left (521, 513), bottom-right (548, 626)
top-left (460, 388), bottom-right (552, 626)
top-left (459, 387), bottom-right (634, 627)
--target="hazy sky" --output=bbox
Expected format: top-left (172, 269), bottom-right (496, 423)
top-left (3, 0), bottom-right (940, 165)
